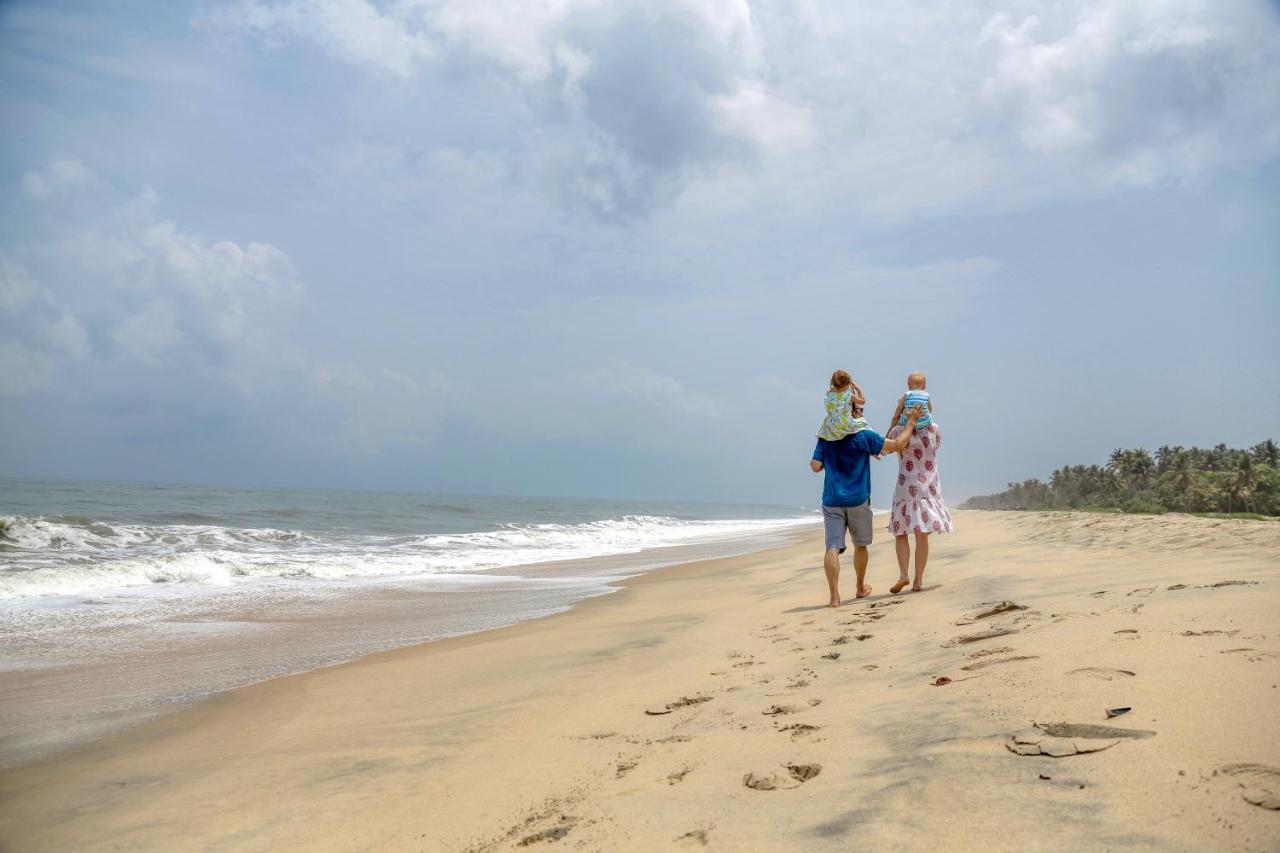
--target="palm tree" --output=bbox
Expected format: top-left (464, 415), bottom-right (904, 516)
top-left (1252, 439), bottom-right (1279, 468)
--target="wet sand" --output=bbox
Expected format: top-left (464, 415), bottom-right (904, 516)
top-left (2, 511), bottom-right (1278, 851)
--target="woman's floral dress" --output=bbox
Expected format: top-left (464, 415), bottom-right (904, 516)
top-left (887, 422), bottom-right (953, 536)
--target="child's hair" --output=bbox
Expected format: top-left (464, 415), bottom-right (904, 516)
top-left (830, 369), bottom-right (852, 391)
top-left (907, 371), bottom-right (927, 390)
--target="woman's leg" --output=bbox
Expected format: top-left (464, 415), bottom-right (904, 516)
top-left (890, 534), bottom-right (911, 594)
top-left (912, 532), bottom-right (930, 591)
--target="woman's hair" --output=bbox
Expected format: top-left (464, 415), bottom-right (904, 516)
top-left (830, 369), bottom-right (852, 391)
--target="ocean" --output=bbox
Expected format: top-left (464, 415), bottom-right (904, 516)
top-left (0, 478), bottom-right (816, 764)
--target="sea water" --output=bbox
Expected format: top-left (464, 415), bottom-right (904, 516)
top-left (0, 478), bottom-right (815, 764)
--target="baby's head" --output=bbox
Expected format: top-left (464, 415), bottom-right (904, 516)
top-left (907, 371), bottom-right (927, 390)
top-left (830, 369), bottom-right (852, 392)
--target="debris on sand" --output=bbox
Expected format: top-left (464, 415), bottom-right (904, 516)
top-left (1005, 731), bottom-right (1119, 757)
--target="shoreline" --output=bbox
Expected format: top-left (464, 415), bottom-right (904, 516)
top-left (3, 511), bottom-right (1279, 851)
top-left (0, 522), bottom-right (814, 769)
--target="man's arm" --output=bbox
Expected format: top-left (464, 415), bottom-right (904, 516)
top-left (811, 439), bottom-right (825, 472)
top-left (880, 406), bottom-right (924, 455)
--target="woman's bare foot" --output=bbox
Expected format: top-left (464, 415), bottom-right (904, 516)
top-left (911, 584), bottom-right (924, 592)
top-left (827, 597), bottom-right (842, 608)
top-left (890, 577), bottom-right (910, 594)
top-left (855, 584), bottom-right (873, 598)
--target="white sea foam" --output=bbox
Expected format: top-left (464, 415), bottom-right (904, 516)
top-left (0, 513), bottom-right (814, 601)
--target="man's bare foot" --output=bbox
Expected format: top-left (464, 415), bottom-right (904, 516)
top-left (890, 578), bottom-right (910, 594)
top-left (911, 584), bottom-right (924, 592)
top-left (856, 584), bottom-right (873, 598)
top-left (827, 597), bottom-right (842, 608)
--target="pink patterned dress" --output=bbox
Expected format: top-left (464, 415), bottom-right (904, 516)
top-left (887, 422), bottom-right (953, 536)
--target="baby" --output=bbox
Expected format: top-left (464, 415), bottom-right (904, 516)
top-left (889, 371), bottom-right (933, 432)
top-left (816, 369), bottom-right (868, 440)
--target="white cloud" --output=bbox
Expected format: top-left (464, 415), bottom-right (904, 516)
top-left (203, 0), bottom-right (1280, 221)
top-left (203, 0), bottom-right (435, 77)
top-left (20, 158), bottom-right (95, 200)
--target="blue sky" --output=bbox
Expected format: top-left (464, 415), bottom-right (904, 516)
top-left (1, 0), bottom-right (1278, 507)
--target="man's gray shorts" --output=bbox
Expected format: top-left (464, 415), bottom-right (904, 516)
top-left (822, 501), bottom-right (873, 552)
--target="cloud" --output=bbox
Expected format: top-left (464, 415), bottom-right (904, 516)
top-left (202, 0), bottom-right (436, 77)
top-left (21, 158), bottom-right (96, 199)
top-left (203, 0), bottom-right (813, 217)
top-left (979, 1), bottom-right (1280, 184)
top-left (201, 0), bottom-right (1280, 223)
top-left (3, 181), bottom-right (452, 454)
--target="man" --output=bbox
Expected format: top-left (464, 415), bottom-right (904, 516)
top-left (810, 403), bottom-right (924, 606)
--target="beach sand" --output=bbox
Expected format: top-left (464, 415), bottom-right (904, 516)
top-left (2, 510), bottom-right (1278, 851)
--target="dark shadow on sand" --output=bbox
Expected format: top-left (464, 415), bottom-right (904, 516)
top-left (783, 584), bottom-right (942, 613)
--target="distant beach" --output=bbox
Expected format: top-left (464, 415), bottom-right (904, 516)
top-left (2, 509), bottom-right (1278, 851)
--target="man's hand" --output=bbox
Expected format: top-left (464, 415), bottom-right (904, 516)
top-left (880, 405), bottom-right (926, 455)
top-left (810, 459), bottom-right (824, 473)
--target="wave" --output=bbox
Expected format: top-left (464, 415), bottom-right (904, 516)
top-left (0, 512), bottom-right (814, 600)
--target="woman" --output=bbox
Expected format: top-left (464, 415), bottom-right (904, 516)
top-left (886, 420), bottom-right (953, 593)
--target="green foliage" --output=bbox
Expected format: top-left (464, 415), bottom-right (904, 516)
top-left (963, 440), bottom-right (1280, 517)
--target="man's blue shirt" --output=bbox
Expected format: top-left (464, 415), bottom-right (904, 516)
top-left (813, 431), bottom-right (886, 507)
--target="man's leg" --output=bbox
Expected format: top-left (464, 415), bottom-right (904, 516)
top-left (891, 534), bottom-right (911, 594)
top-left (850, 501), bottom-right (874, 598)
top-left (820, 506), bottom-right (848, 607)
top-left (912, 532), bottom-right (930, 591)
top-left (823, 547), bottom-right (842, 607)
top-left (852, 545), bottom-right (872, 597)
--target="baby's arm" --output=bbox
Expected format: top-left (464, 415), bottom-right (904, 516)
top-left (849, 381), bottom-right (866, 407)
top-left (887, 395), bottom-right (905, 432)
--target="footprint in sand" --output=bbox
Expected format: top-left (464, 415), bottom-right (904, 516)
top-left (1067, 667), bottom-right (1136, 680)
top-left (779, 723), bottom-right (821, 739)
top-left (743, 763), bottom-right (822, 790)
top-left (1220, 648), bottom-right (1279, 662)
top-left (666, 766), bottom-right (693, 785)
top-left (957, 601), bottom-right (1027, 625)
top-left (675, 828), bottom-right (711, 847)
top-left (961, 655), bottom-right (1039, 671)
top-left (966, 646), bottom-right (1014, 659)
top-left (1113, 629), bottom-right (1139, 639)
top-left (645, 695), bottom-right (713, 716)
top-left (942, 627), bottom-right (1018, 647)
top-left (762, 704), bottom-right (797, 716)
top-left (517, 825), bottom-right (573, 846)
top-left (821, 652), bottom-right (841, 661)
top-left (1181, 629), bottom-right (1239, 637)
top-left (1219, 763), bottom-right (1280, 810)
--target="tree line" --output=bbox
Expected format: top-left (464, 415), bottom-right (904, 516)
top-left (962, 440), bottom-right (1280, 517)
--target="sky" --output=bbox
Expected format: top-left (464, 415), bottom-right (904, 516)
top-left (1, 0), bottom-right (1278, 508)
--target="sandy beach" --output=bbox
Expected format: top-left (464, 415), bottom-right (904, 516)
top-left (2, 509), bottom-right (1278, 852)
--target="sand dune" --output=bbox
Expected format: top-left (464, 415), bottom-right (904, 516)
top-left (2, 511), bottom-right (1278, 851)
